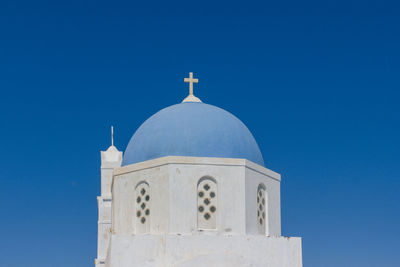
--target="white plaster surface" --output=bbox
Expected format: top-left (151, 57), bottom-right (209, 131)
top-left (245, 166), bottom-right (281, 236)
top-left (112, 156), bottom-right (281, 236)
top-left (105, 234), bottom-right (302, 267)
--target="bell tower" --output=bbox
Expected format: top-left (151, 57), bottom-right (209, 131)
top-left (95, 127), bottom-right (122, 267)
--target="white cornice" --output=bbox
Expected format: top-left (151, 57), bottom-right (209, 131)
top-left (113, 156), bottom-right (280, 181)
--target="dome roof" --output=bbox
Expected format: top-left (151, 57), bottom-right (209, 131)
top-left (122, 102), bottom-right (264, 166)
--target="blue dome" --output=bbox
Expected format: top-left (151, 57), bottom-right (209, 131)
top-left (122, 102), bottom-right (264, 166)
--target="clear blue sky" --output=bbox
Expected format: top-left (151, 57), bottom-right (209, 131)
top-left (0, 1), bottom-right (399, 266)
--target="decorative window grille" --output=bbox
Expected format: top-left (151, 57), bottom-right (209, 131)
top-left (197, 177), bottom-right (217, 230)
top-left (257, 184), bottom-right (267, 235)
top-left (135, 182), bottom-right (150, 233)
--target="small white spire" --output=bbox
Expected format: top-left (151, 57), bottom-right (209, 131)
top-left (183, 72), bottom-right (202, 103)
top-left (102, 125), bottom-right (121, 162)
top-left (111, 126), bottom-right (114, 147)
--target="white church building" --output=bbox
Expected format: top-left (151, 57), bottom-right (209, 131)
top-left (95, 73), bottom-right (303, 267)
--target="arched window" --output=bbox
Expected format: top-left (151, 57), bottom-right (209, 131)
top-left (257, 184), bottom-right (267, 235)
top-left (197, 177), bottom-right (217, 230)
top-left (135, 182), bottom-right (150, 233)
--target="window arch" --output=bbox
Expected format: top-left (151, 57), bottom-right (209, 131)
top-left (135, 181), bottom-right (150, 233)
top-left (257, 184), bottom-right (267, 235)
top-left (197, 177), bottom-right (217, 230)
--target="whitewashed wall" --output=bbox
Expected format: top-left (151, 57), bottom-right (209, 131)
top-left (112, 156), bottom-right (281, 235)
top-left (105, 234), bottom-right (302, 267)
top-left (104, 156), bottom-right (302, 267)
top-left (245, 162), bottom-right (282, 236)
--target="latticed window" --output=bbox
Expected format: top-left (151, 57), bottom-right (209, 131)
top-left (197, 177), bottom-right (217, 230)
top-left (257, 184), bottom-right (267, 235)
top-left (135, 182), bottom-right (150, 233)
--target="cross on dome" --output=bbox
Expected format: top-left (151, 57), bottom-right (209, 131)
top-left (184, 72), bottom-right (198, 96)
top-left (183, 72), bottom-right (202, 103)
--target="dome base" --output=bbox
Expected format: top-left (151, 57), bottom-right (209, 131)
top-left (182, 94), bottom-right (202, 103)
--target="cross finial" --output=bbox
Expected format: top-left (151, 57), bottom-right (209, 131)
top-left (183, 72), bottom-right (202, 103)
top-left (111, 126), bottom-right (114, 147)
top-left (184, 72), bottom-right (198, 96)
